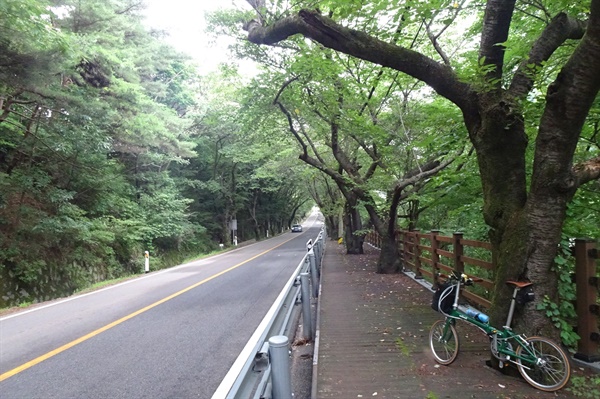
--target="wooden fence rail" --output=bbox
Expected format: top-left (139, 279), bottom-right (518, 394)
top-left (365, 230), bottom-right (600, 363)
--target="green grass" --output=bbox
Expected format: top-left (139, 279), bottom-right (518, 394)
top-left (395, 337), bottom-right (411, 356)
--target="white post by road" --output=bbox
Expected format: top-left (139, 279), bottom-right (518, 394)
top-left (144, 251), bottom-right (149, 273)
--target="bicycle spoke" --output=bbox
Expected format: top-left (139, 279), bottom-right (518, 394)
top-left (429, 319), bottom-right (459, 365)
top-left (516, 336), bottom-right (570, 392)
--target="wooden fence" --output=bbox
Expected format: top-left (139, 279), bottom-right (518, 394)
top-left (365, 230), bottom-right (600, 363)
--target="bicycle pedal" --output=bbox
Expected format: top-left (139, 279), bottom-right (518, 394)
top-left (498, 361), bottom-right (504, 369)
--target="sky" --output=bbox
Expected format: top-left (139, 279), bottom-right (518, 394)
top-left (141, 0), bottom-right (253, 74)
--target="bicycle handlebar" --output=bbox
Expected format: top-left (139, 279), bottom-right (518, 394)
top-left (437, 271), bottom-right (483, 285)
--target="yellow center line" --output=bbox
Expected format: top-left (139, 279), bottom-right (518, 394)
top-left (0, 238), bottom-right (294, 382)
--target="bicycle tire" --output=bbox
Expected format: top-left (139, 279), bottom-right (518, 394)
top-left (429, 319), bottom-right (459, 365)
top-left (515, 336), bottom-right (571, 392)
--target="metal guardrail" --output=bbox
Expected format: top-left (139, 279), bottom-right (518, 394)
top-left (211, 228), bottom-right (326, 399)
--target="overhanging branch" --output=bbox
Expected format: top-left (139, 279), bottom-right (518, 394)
top-left (244, 9), bottom-right (474, 111)
top-left (573, 156), bottom-right (600, 187)
top-left (509, 12), bottom-right (586, 100)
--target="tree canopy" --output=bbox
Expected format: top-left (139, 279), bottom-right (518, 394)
top-left (238, 0), bottom-right (600, 335)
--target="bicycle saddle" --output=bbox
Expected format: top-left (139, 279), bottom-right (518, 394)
top-left (505, 280), bottom-right (533, 288)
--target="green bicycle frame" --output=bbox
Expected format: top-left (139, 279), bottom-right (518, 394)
top-left (445, 308), bottom-right (538, 366)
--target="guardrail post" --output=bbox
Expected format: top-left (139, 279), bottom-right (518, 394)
top-left (574, 238), bottom-right (600, 363)
top-left (269, 335), bottom-right (292, 399)
top-left (315, 235), bottom-right (322, 263)
top-left (300, 273), bottom-right (313, 341)
top-left (309, 250), bottom-right (319, 297)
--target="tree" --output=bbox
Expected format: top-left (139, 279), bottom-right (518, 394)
top-left (223, 16), bottom-right (463, 268)
top-left (183, 67), bottom-right (314, 245)
top-left (0, 0), bottom-right (203, 306)
top-left (240, 0), bottom-right (600, 335)
top-left (306, 169), bottom-right (343, 237)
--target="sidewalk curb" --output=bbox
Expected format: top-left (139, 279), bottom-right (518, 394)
top-left (310, 246), bottom-right (325, 399)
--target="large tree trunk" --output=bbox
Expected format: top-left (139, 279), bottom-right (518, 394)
top-left (325, 214), bottom-right (339, 239)
top-left (464, 95), bottom-right (572, 338)
top-left (364, 190), bottom-right (402, 274)
top-left (364, 205), bottom-right (401, 273)
top-left (377, 235), bottom-right (401, 273)
top-left (343, 196), bottom-right (364, 254)
top-left (464, 93), bottom-right (530, 327)
top-left (479, 3), bottom-right (600, 335)
top-left (517, 27), bottom-right (600, 334)
top-left (370, 161), bottom-right (447, 273)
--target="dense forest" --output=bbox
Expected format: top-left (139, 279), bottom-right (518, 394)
top-left (1, 0), bottom-right (598, 345)
top-left (0, 0), bottom-right (312, 307)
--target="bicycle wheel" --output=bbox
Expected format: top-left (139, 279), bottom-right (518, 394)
top-left (429, 319), bottom-right (459, 365)
top-left (515, 336), bottom-right (571, 392)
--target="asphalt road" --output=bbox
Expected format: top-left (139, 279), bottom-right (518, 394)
top-left (0, 216), bottom-right (322, 398)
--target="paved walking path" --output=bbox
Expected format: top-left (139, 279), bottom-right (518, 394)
top-left (312, 243), bottom-right (588, 399)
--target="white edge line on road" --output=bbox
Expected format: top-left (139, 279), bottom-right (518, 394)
top-left (211, 252), bottom-right (305, 399)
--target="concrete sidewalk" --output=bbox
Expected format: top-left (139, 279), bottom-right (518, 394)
top-left (311, 243), bottom-right (587, 399)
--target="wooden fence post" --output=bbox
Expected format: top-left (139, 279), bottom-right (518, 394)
top-left (413, 229), bottom-right (422, 278)
top-left (453, 232), bottom-right (464, 274)
top-left (431, 230), bottom-right (440, 287)
top-left (402, 231), bottom-right (411, 273)
top-left (574, 238), bottom-right (600, 363)
top-left (396, 230), bottom-right (403, 268)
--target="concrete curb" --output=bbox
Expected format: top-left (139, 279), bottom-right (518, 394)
top-left (310, 246), bottom-right (325, 399)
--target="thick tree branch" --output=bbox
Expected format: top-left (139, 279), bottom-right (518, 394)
top-left (349, 132), bottom-right (386, 171)
top-left (479, 0), bottom-right (516, 86)
top-left (275, 98), bottom-right (329, 168)
top-left (394, 155), bottom-right (454, 193)
top-left (298, 121), bottom-right (328, 166)
top-left (274, 80), bottom-right (337, 173)
top-left (530, 0), bottom-right (600, 195)
top-left (244, 10), bottom-right (474, 111)
top-left (573, 156), bottom-right (600, 187)
top-left (509, 12), bottom-right (586, 100)
top-left (273, 97), bottom-right (308, 157)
